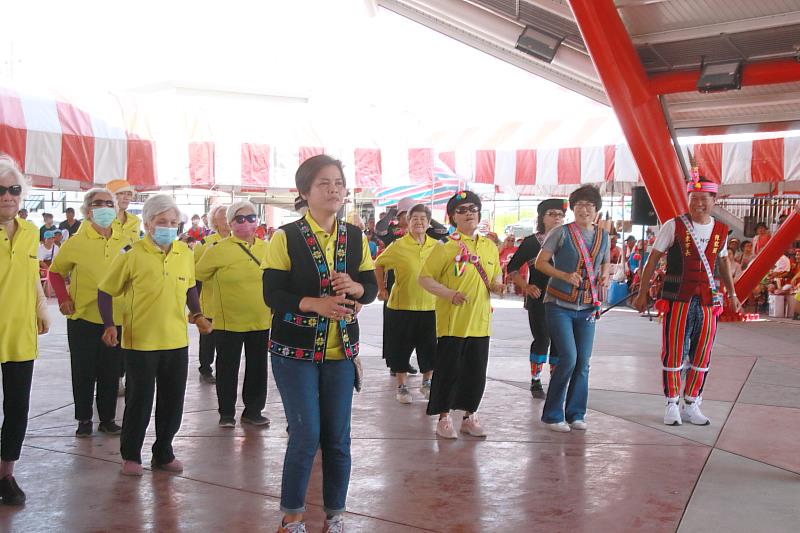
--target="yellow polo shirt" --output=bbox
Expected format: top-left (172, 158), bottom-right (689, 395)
top-left (375, 233), bottom-right (437, 311)
top-left (112, 211), bottom-right (141, 246)
top-left (195, 236), bottom-right (272, 332)
top-left (419, 232), bottom-right (501, 338)
top-left (49, 223), bottom-right (127, 326)
top-left (193, 232), bottom-right (225, 320)
top-left (265, 213), bottom-right (374, 360)
top-left (98, 236), bottom-right (195, 351)
top-left (0, 217), bottom-right (40, 362)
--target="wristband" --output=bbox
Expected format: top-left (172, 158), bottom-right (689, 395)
top-left (192, 312), bottom-right (205, 321)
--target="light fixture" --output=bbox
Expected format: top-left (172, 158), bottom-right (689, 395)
top-left (696, 61), bottom-right (743, 93)
top-left (515, 26), bottom-right (564, 63)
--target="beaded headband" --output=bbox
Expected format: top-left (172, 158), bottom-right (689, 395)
top-left (687, 180), bottom-right (718, 194)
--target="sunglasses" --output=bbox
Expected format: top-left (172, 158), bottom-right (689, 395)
top-left (0, 185), bottom-right (23, 196)
top-left (90, 200), bottom-right (115, 208)
top-left (233, 214), bottom-right (258, 224)
top-left (545, 211), bottom-right (565, 218)
top-left (454, 205), bottom-right (480, 214)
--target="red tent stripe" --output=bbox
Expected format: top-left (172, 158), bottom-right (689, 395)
top-left (604, 145), bottom-right (615, 181)
top-left (474, 149), bottom-right (496, 184)
top-left (56, 101), bottom-right (94, 182)
top-left (126, 135), bottom-right (157, 188)
top-left (694, 143), bottom-right (723, 183)
top-left (0, 91), bottom-right (26, 168)
top-left (751, 138), bottom-right (784, 183)
top-left (557, 147), bottom-right (581, 184)
top-left (299, 146), bottom-right (324, 165)
top-left (515, 149), bottom-right (536, 185)
top-left (189, 142), bottom-right (215, 187)
top-left (241, 143), bottom-right (270, 188)
top-left (438, 151), bottom-right (456, 175)
top-left (408, 148), bottom-right (434, 184)
top-left (354, 148), bottom-right (382, 188)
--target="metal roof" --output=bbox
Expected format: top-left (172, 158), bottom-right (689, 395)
top-left (378, 0), bottom-right (800, 132)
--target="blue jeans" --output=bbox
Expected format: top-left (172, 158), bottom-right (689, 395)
top-left (271, 355), bottom-right (355, 515)
top-left (541, 303), bottom-right (597, 424)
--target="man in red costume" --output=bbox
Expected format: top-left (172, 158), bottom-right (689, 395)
top-left (634, 177), bottom-right (741, 427)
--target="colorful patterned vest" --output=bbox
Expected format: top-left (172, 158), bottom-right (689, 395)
top-left (546, 224), bottom-right (607, 305)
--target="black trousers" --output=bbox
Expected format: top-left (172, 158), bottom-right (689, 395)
top-left (426, 336), bottom-right (490, 416)
top-left (198, 319), bottom-right (215, 375)
top-left (1, 360), bottom-right (34, 461)
top-left (120, 347), bottom-right (188, 464)
top-left (527, 300), bottom-right (558, 363)
top-left (213, 329), bottom-right (269, 418)
top-left (67, 319), bottom-right (122, 422)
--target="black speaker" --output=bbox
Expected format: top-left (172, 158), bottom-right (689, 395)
top-left (631, 186), bottom-right (658, 226)
top-left (743, 215), bottom-right (757, 238)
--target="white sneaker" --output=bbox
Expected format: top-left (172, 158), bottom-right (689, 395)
top-left (546, 421), bottom-right (571, 433)
top-left (569, 420), bottom-right (587, 430)
top-left (681, 401), bottom-right (710, 426)
top-left (420, 380), bottom-right (431, 400)
top-left (436, 415), bottom-right (458, 439)
top-left (395, 385), bottom-right (413, 404)
top-left (664, 402), bottom-right (682, 426)
top-left (460, 414), bottom-right (487, 437)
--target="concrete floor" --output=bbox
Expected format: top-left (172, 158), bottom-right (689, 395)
top-left (1, 298), bottom-right (798, 532)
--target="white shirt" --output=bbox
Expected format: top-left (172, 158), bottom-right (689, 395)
top-left (773, 255), bottom-right (791, 273)
top-left (652, 217), bottom-right (728, 258)
top-left (37, 243), bottom-right (59, 261)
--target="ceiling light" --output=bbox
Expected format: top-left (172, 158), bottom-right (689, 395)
top-left (515, 26), bottom-right (563, 64)
top-left (696, 61), bottom-right (743, 93)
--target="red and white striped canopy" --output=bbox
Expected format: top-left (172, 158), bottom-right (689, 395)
top-left (2, 86), bottom-right (799, 195)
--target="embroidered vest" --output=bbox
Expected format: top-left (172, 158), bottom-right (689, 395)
top-left (546, 224), bottom-right (607, 305)
top-left (268, 219), bottom-right (363, 362)
top-left (661, 215), bottom-right (728, 305)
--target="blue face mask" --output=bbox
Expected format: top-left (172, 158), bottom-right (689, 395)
top-left (152, 226), bottom-right (178, 246)
top-left (91, 207), bottom-right (116, 228)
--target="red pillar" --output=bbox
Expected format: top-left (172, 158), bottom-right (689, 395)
top-left (735, 209), bottom-right (800, 301)
top-left (566, 0), bottom-right (687, 222)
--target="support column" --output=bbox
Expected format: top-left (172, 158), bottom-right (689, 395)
top-left (567, 0), bottom-right (687, 222)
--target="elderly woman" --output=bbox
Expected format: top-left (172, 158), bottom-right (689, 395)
top-left (49, 188), bottom-right (127, 438)
top-left (193, 204), bottom-right (231, 384)
top-left (535, 185), bottom-right (610, 432)
top-left (98, 194), bottom-right (211, 476)
top-left (264, 155), bottom-right (377, 533)
top-left (375, 203), bottom-right (438, 404)
top-left (106, 180), bottom-right (141, 246)
top-left (195, 201), bottom-right (272, 428)
top-left (0, 155), bottom-right (49, 505)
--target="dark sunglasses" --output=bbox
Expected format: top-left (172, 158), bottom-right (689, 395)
top-left (90, 200), bottom-right (115, 208)
top-left (454, 205), bottom-right (480, 214)
top-left (0, 185), bottom-right (23, 196)
top-left (233, 214), bottom-right (258, 224)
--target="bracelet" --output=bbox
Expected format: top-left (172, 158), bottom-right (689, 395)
top-left (191, 312), bottom-right (205, 320)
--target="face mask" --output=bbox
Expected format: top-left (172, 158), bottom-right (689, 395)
top-left (91, 207), bottom-right (116, 228)
top-left (151, 226), bottom-right (178, 246)
top-left (232, 221), bottom-right (257, 240)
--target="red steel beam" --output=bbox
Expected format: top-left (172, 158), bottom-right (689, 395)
top-left (735, 208), bottom-right (800, 302)
top-left (566, 0), bottom-right (687, 221)
top-left (650, 59), bottom-right (800, 95)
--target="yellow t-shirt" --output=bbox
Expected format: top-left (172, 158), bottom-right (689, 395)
top-left (195, 236), bottom-right (272, 332)
top-left (264, 213), bottom-right (374, 360)
top-left (375, 233), bottom-right (437, 311)
top-left (98, 236), bottom-right (195, 351)
top-left (112, 211), bottom-right (141, 247)
top-left (49, 223), bottom-right (127, 325)
top-left (419, 232), bottom-right (501, 338)
top-left (0, 217), bottom-right (40, 362)
top-left (193, 232), bottom-right (225, 320)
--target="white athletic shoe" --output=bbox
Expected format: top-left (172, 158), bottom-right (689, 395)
top-left (546, 421), bottom-right (571, 433)
top-left (436, 415), bottom-right (458, 439)
top-left (664, 401), bottom-right (682, 426)
top-left (681, 401), bottom-right (710, 426)
top-left (395, 385), bottom-right (413, 404)
top-left (569, 420), bottom-right (588, 430)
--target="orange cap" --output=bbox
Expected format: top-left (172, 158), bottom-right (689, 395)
top-left (106, 179), bottom-right (134, 194)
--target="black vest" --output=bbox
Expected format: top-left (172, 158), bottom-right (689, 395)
top-left (268, 218), bottom-right (363, 362)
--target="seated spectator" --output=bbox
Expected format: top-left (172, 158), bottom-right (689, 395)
top-left (739, 240), bottom-right (755, 268)
top-left (39, 213), bottom-right (57, 241)
top-left (186, 214), bottom-right (207, 241)
top-left (59, 207), bottom-right (81, 236)
top-left (753, 222), bottom-right (771, 255)
top-left (38, 230), bottom-right (59, 268)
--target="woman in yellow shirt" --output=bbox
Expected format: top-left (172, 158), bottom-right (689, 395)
top-left (195, 200), bottom-right (271, 428)
top-left (419, 191), bottom-right (505, 440)
top-left (264, 155), bottom-right (377, 533)
top-left (98, 194), bottom-right (211, 477)
top-left (49, 188), bottom-right (126, 438)
top-left (375, 203), bottom-right (438, 404)
top-left (0, 155), bottom-right (49, 505)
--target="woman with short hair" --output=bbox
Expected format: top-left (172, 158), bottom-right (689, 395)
top-left (263, 154), bottom-right (377, 533)
top-left (98, 194), bottom-right (211, 476)
top-left (0, 155), bottom-right (49, 505)
top-left (196, 200), bottom-right (272, 428)
top-left (49, 188), bottom-right (126, 438)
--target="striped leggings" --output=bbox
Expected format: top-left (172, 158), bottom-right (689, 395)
top-left (661, 296), bottom-right (717, 402)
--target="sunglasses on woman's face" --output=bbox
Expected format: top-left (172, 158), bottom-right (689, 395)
top-left (454, 205), bottom-right (480, 214)
top-left (0, 185), bottom-right (23, 196)
top-left (233, 214), bottom-right (258, 224)
top-left (90, 200), bottom-right (115, 208)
